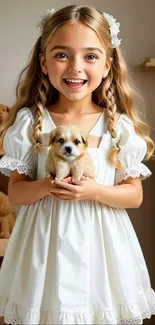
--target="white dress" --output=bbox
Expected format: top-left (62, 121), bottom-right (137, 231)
top-left (0, 107), bottom-right (155, 325)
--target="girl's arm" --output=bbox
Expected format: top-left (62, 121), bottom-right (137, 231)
top-left (8, 170), bottom-right (57, 205)
top-left (94, 177), bottom-right (143, 209)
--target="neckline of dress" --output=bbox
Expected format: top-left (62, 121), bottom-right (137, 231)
top-left (45, 107), bottom-right (109, 149)
top-left (45, 107), bottom-right (105, 134)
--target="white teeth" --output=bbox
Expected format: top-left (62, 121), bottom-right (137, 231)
top-left (65, 79), bottom-right (85, 84)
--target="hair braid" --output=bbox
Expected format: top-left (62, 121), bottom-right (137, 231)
top-left (106, 86), bottom-right (117, 138)
top-left (103, 79), bottom-right (123, 169)
top-left (31, 73), bottom-right (49, 153)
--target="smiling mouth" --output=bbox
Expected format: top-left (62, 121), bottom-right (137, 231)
top-left (63, 78), bottom-right (87, 85)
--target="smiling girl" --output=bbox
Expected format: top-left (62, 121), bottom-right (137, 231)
top-left (0, 5), bottom-right (154, 325)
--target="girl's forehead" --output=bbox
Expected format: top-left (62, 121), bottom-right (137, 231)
top-left (47, 22), bottom-right (105, 50)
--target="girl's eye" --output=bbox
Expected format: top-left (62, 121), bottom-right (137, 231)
top-left (86, 54), bottom-right (98, 60)
top-left (55, 52), bottom-right (68, 59)
top-left (57, 138), bottom-right (65, 144)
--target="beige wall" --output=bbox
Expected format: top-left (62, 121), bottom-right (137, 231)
top-left (0, 0), bottom-right (155, 137)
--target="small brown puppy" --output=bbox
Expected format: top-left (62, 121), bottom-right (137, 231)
top-left (0, 104), bottom-right (10, 124)
top-left (45, 124), bottom-right (95, 181)
top-left (0, 104), bottom-right (10, 155)
top-left (0, 192), bottom-right (16, 239)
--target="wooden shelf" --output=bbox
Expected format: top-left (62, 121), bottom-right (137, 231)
top-left (141, 57), bottom-right (155, 72)
top-left (0, 239), bottom-right (9, 256)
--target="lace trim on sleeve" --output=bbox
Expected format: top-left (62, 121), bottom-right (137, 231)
top-left (115, 163), bottom-right (152, 183)
top-left (0, 155), bottom-right (33, 178)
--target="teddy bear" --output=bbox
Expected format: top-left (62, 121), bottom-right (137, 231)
top-left (0, 191), bottom-right (16, 238)
top-left (0, 104), bottom-right (10, 156)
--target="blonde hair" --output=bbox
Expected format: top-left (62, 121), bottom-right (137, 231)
top-left (1, 5), bottom-right (154, 166)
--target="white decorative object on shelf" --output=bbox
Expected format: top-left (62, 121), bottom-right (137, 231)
top-left (142, 57), bottom-right (155, 72)
top-left (145, 58), bottom-right (155, 67)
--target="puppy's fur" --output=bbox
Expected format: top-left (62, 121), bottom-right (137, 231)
top-left (45, 124), bottom-right (95, 181)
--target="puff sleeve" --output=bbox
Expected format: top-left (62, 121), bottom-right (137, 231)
top-left (0, 107), bottom-right (37, 179)
top-left (115, 114), bottom-right (152, 184)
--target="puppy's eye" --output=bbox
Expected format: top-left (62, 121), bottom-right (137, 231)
top-left (74, 139), bottom-right (81, 145)
top-left (57, 138), bottom-right (64, 144)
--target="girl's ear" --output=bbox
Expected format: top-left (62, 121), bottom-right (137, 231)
top-left (40, 54), bottom-right (48, 75)
top-left (102, 57), bottom-right (113, 78)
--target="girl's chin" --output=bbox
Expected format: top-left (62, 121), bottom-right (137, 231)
top-left (61, 89), bottom-right (93, 101)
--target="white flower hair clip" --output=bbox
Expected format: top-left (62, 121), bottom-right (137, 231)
top-left (103, 13), bottom-right (122, 48)
top-left (37, 8), bottom-right (121, 48)
top-left (37, 8), bottom-right (55, 35)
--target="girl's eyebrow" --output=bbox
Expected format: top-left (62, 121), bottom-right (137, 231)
top-left (50, 45), bottom-right (103, 54)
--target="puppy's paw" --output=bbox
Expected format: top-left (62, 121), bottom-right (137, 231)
top-left (74, 176), bottom-right (82, 181)
top-left (55, 176), bottom-right (64, 181)
top-left (72, 173), bottom-right (83, 181)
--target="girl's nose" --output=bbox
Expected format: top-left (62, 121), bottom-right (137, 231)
top-left (69, 67), bottom-right (82, 73)
top-left (68, 58), bottom-right (83, 74)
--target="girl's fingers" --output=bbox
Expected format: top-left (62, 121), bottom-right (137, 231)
top-left (81, 176), bottom-right (88, 180)
top-left (72, 176), bottom-right (90, 184)
top-left (51, 188), bottom-right (71, 195)
top-left (50, 193), bottom-right (59, 198)
top-left (46, 174), bottom-right (55, 183)
top-left (63, 176), bottom-right (73, 183)
top-left (54, 181), bottom-right (74, 191)
top-left (59, 196), bottom-right (71, 200)
top-left (49, 193), bottom-right (72, 200)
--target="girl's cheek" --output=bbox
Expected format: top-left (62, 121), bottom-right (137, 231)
top-left (91, 63), bottom-right (104, 73)
top-left (48, 61), bottom-right (64, 73)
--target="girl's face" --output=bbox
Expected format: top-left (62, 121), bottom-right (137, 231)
top-left (40, 22), bottom-right (112, 102)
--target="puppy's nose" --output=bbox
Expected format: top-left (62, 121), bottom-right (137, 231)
top-left (65, 146), bottom-right (72, 154)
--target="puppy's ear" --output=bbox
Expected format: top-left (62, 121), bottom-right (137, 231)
top-left (81, 133), bottom-right (88, 147)
top-left (6, 106), bottom-right (10, 113)
top-left (49, 129), bottom-right (57, 146)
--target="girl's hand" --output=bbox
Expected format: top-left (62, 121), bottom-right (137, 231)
top-left (48, 176), bottom-right (98, 201)
top-left (46, 174), bottom-right (74, 199)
